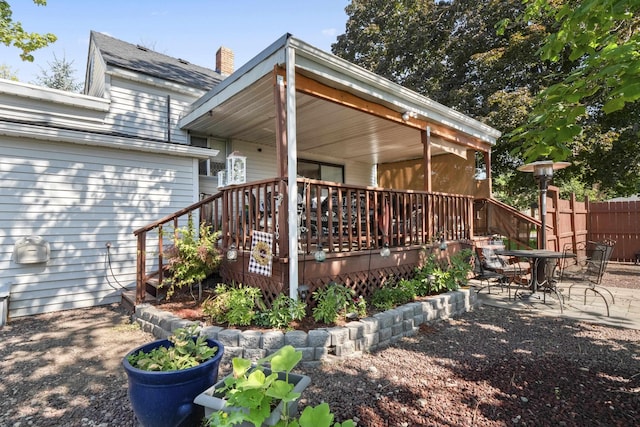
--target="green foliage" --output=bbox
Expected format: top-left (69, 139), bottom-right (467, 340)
top-left (126, 325), bottom-right (218, 372)
top-left (0, 64), bottom-right (18, 80)
top-left (259, 293), bottom-right (307, 330)
top-left (34, 53), bottom-right (82, 92)
top-left (448, 249), bottom-right (474, 288)
top-left (507, 0), bottom-right (640, 163)
top-left (201, 283), bottom-right (265, 326)
top-left (164, 214), bottom-right (221, 298)
top-left (207, 346), bottom-right (354, 427)
top-left (297, 403), bottom-right (356, 427)
top-left (0, 1), bottom-right (57, 61)
top-left (334, 0), bottom-right (640, 201)
top-left (371, 277), bottom-right (417, 310)
top-left (413, 253), bottom-right (440, 296)
top-left (311, 283), bottom-right (355, 324)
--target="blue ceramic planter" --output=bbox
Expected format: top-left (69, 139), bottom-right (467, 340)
top-left (122, 338), bottom-right (224, 427)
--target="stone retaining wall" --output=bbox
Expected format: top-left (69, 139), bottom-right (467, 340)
top-left (133, 288), bottom-right (478, 366)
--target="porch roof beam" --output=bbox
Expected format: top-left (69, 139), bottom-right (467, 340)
top-left (274, 67), bottom-right (493, 154)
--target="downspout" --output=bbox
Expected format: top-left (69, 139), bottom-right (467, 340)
top-left (285, 39), bottom-right (299, 300)
top-left (166, 95), bottom-right (171, 142)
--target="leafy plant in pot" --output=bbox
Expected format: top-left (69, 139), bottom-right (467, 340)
top-left (122, 325), bottom-right (224, 427)
top-left (195, 345), bottom-right (355, 427)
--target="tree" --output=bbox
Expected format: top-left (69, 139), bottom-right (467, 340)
top-left (505, 0), bottom-right (640, 164)
top-left (0, 0), bottom-right (56, 61)
top-left (333, 0), bottom-right (640, 204)
top-left (332, 0), bottom-right (565, 206)
top-left (0, 64), bottom-right (19, 80)
top-left (34, 53), bottom-right (82, 92)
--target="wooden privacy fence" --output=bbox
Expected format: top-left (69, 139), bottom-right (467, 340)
top-left (588, 200), bottom-right (640, 262)
top-left (546, 186), bottom-right (588, 252)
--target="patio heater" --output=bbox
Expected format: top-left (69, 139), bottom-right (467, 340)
top-left (517, 161), bottom-right (570, 249)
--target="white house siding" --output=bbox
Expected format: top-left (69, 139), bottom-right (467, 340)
top-left (105, 76), bottom-right (200, 145)
top-left (84, 45), bottom-right (107, 98)
top-left (0, 136), bottom-right (196, 318)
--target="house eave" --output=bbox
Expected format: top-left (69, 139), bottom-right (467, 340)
top-left (179, 33), bottom-right (291, 129)
top-left (0, 120), bottom-right (218, 159)
top-left (0, 78), bottom-right (110, 112)
top-left (179, 34), bottom-right (501, 145)
top-left (287, 37), bottom-right (501, 144)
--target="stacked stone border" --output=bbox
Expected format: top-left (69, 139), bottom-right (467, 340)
top-left (133, 289), bottom-right (478, 366)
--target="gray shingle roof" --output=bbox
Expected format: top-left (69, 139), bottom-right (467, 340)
top-left (90, 31), bottom-right (223, 91)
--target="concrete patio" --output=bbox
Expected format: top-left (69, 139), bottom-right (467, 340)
top-left (471, 279), bottom-right (640, 330)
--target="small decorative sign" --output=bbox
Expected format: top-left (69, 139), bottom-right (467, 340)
top-left (248, 230), bottom-right (273, 276)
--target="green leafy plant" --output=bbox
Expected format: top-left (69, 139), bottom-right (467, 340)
top-left (448, 249), bottom-right (474, 289)
top-left (206, 345), bottom-right (354, 427)
top-left (414, 253), bottom-right (439, 296)
top-left (430, 267), bottom-right (453, 293)
top-left (371, 277), bottom-right (416, 310)
top-left (311, 283), bottom-right (355, 324)
top-left (164, 214), bottom-right (221, 298)
top-left (353, 295), bottom-right (367, 318)
top-left (126, 325), bottom-right (218, 371)
top-left (202, 283), bottom-right (265, 326)
top-left (258, 293), bottom-right (307, 330)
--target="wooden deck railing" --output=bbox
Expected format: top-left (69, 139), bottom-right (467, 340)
top-left (132, 177), bottom-right (475, 303)
top-left (474, 197), bottom-right (540, 249)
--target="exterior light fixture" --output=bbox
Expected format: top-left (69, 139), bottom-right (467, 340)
top-left (401, 111), bottom-right (417, 122)
top-left (314, 244), bottom-right (326, 263)
top-left (439, 235), bottom-right (447, 251)
top-left (380, 243), bottom-right (391, 257)
top-left (298, 284), bottom-right (310, 300)
top-left (227, 243), bottom-right (238, 262)
top-left (517, 160), bottom-right (570, 249)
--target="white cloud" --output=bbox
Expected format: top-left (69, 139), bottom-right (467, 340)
top-left (321, 28), bottom-right (338, 37)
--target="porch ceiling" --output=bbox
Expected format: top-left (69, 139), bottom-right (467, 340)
top-left (183, 74), bottom-right (445, 165)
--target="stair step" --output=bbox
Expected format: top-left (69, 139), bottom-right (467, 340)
top-left (121, 290), bottom-right (157, 312)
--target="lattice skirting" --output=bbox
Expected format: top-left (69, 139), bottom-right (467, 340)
top-left (220, 248), bottom-right (426, 308)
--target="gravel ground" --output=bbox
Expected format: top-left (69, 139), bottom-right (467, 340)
top-left (0, 264), bottom-right (638, 427)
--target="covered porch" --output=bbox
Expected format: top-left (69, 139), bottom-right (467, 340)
top-left (129, 34), bottom-right (501, 306)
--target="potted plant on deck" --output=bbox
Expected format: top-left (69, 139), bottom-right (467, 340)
top-left (122, 325), bottom-right (224, 427)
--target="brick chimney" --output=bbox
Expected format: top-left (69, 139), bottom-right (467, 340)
top-left (216, 46), bottom-right (234, 76)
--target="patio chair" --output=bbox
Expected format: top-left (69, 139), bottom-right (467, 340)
top-left (475, 246), bottom-right (530, 299)
top-left (564, 240), bottom-right (616, 316)
top-left (537, 257), bottom-right (565, 313)
top-left (472, 247), bottom-right (508, 295)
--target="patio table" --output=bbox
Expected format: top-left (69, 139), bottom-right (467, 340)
top-left (495, 249), bottom-right (576, 294)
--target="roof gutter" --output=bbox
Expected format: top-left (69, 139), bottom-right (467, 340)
top-left (0, 120), bottom-right (218, 159)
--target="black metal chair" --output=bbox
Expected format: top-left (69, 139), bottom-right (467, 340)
top-left (564, 240), bottom-right (616, 316)
top-left (474, 246), bottom-right (529, 299)
top-left (472, 247), bottom-right (507, 294)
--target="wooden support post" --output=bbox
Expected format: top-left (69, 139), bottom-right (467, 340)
top-left (274, 71), bottom-right (287, 179)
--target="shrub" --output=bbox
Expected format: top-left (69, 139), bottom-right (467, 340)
top-left (312, 283), bottom-right (355, 324)
top-left (371, 277), bottom-right (416, 310)
top-left (258, 293), bottom-right (307, 330)
top-left (164, 214), bottom-right (221, 298)
top-left (448, 248), bottom-right (474, 288)
top-left (202, 283), bottom-right (265, 326)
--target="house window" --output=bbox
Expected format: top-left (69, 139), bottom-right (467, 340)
top-left (298, 160), bottom-right (344, 183)
top-left (191, 136), bottom-right (226, 176)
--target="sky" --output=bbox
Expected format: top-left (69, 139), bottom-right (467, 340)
top-left (1, 0), bottom-right (351, 84)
